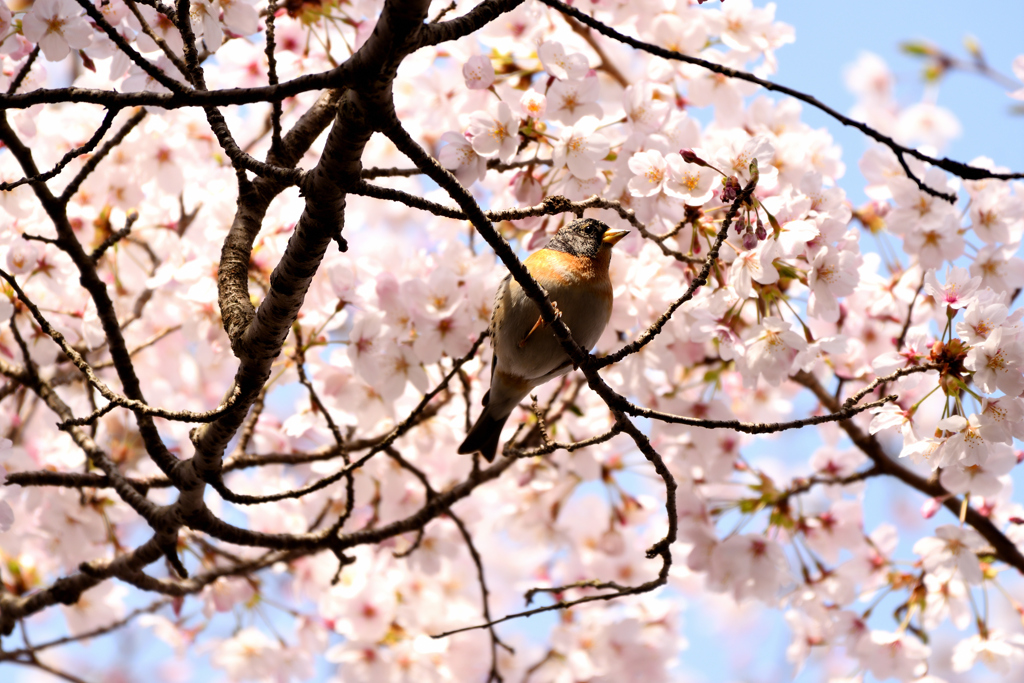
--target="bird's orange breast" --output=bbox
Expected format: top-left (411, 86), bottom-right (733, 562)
top-left (524, 248), bottom-right (613, 294)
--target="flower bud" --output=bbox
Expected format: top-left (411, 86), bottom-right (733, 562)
top-left (742, 229), bottom-right (757, 250)
top-left (921, 497), bottom-right (942, 519)
top-left (679, 148), bottom-right (708, 167)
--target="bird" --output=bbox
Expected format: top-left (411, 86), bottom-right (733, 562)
top-left (458, 217), bottom-right (628, 461)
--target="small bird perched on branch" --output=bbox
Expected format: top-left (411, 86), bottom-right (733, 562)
top-left (458, 218), bottom-right (628, 461)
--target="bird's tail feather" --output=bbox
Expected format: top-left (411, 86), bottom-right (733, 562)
top-left (458, 408), bottom-right (509, 462)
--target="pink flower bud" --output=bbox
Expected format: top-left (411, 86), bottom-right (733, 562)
top-left (741, 230), bottom-right (757, 250)
top-left (679, 148), bottom-right (708, 167)
top-left (598, 529), bottom-right (626, 556)
top-left (921, 497), bottom-right (942, 519)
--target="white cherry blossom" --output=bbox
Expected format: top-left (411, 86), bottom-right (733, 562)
top-left (553, 116), bottom-right (610, 180)
top-left (467, 101), bottom-right (520, 163)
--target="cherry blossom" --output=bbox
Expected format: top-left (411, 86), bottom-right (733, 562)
top-left (21, 0), bottom-right (93, 62)
top-left (219, 0), bottom-right (259, 37)
top-left (924, 266), bottom-right (981, 311)
top-left (462, 54), bottom-right (495, 90)
top-left (538, 41), bottom-right (589, 80)
top-left (741, 316), bottom-right (808, 386)
top-left (807, 245), bottom-right (859, 322)
top-left (467, 101), bottom-right (520, 163)
top-left (546, 75), bottom-right (603, 125)
top-left (664, 150), bottom-right (718, 206)
top-left (553, 116), bottom-right (610, 180)
top-left (627, 149), bottom-right (671, 197)
top-left (2, 4), bottom-right (1024, 682)
top-left (957, 299), bottom-right (1009, 344)
top-left (913, 525), bottom-right (987, 585)
top-left (970, 244), bottom-right (1024, 293)
top-left (940, 442), bottom-right (1016, 497)
top-left (951, 630), bottom-right (1024, 674)
top-left (729, 236), bottom-right (780, 299)
top-left (964, 327), bottom-right (1024, 396)
top-left (902, 213), bottom-right (965, 269)
top-left (438, 131), bottom-right (488, 186)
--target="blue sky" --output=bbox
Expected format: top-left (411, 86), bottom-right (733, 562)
top-left (773, 0), bottom-right (1024, 204)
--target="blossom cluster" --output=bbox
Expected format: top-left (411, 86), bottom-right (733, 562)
top-left (1, 0), bottom-right (1024, 681)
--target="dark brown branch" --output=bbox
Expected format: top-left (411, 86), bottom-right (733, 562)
top-left (449, 510), bottom-right (514, 681)
top-left (91, 211), bottom-right (139, 262)
top-left (794, 371), bottom-right (1024, 574)
top-left (212, 332), bottom-right (486, 505)
top-left (73, 0), bottom-right (188, 94)
top-left (420, 0), bottom-right (526, 47)
top-left (594, 175), bottom-right (757, 368)
top-left (123, 0), bottom-right (192, 82)
top-left (565, 14), bottom-right (628, 88)
top-left (0, 269), bottom-right (241, 427)
top-left (361, 157), bottom-right (544, 179)
top-left (0, 109), bottom-right (118, 192)
top-left (60, 109), bottom-right (147, 205)
top-left (265, 0), bottom-right (283, 154)
top-left (6, 46), bottom-right (40, 95)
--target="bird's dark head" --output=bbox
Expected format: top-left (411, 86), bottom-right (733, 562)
top-left (545, 218), bottom-right (628, 258)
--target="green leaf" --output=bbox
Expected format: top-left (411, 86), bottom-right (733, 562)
top-left (738, 498), bottom-right (764, 514)
top-left (764, 206), bottom-right (782, 239)
top-left (900, 41), bottom-right (936, 57)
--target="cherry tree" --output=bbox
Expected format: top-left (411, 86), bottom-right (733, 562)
top-left (1, 0), bottom-right (1023, 681)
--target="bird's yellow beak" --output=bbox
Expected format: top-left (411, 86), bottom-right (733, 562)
top-left (602, 230), bottom-right (629, 246)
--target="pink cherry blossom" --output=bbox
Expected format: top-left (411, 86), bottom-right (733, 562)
top-left (462, 54), bottom-right (495, 90)
top-left (913, 524), bottom-right (987, 584)
top-left (664, 150), bottom-right (717, 206)
top-left (940, 442), bottom-right (1016, 497)
top-left (519, 89), bottom-right (546, 119)
top-left (964, 327), bottom-right (1024, 396)
top-left (547, 75), bottom-right (603, 125)
top-left (538, 40), bottom-right (589, 80)
top-left (934, 414), bottom-right (991, 468)
top-left (4, 5), bottom-right (1024, 682)
top-left (553, 116), bottom-right (610, 180)
top-left (902, 213), bottom-right (965, 268)
top-left (21, 0), bottom-right (93, 62)
top-left (623, 82), bottom-right (673, 134)
top-left (951, 630), bottom-right (1024, 674)
top-left (627, 149), bottom-right (670, 197)
top-left (970, 244), bottom-right (1024, 294)
top-left (439, 131), bottom-right (488, 186)
top-left (957, 299), bottom-right (1009, 344)
top-left (741, 316), bottom-right (808, 386)
top-left (467, 101), bottom-right (520, 163)
top-left (924, 266), bottom-right (981, 310)
top-left (729, 237), bottom-right (780, 299)
top-left (219, 0), bottom-right (259, 37)
top-left (807, 245), bottom-right (859, 323)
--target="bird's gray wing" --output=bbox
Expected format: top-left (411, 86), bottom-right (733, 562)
top-left (482, 273), bottom-right (512, 406)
